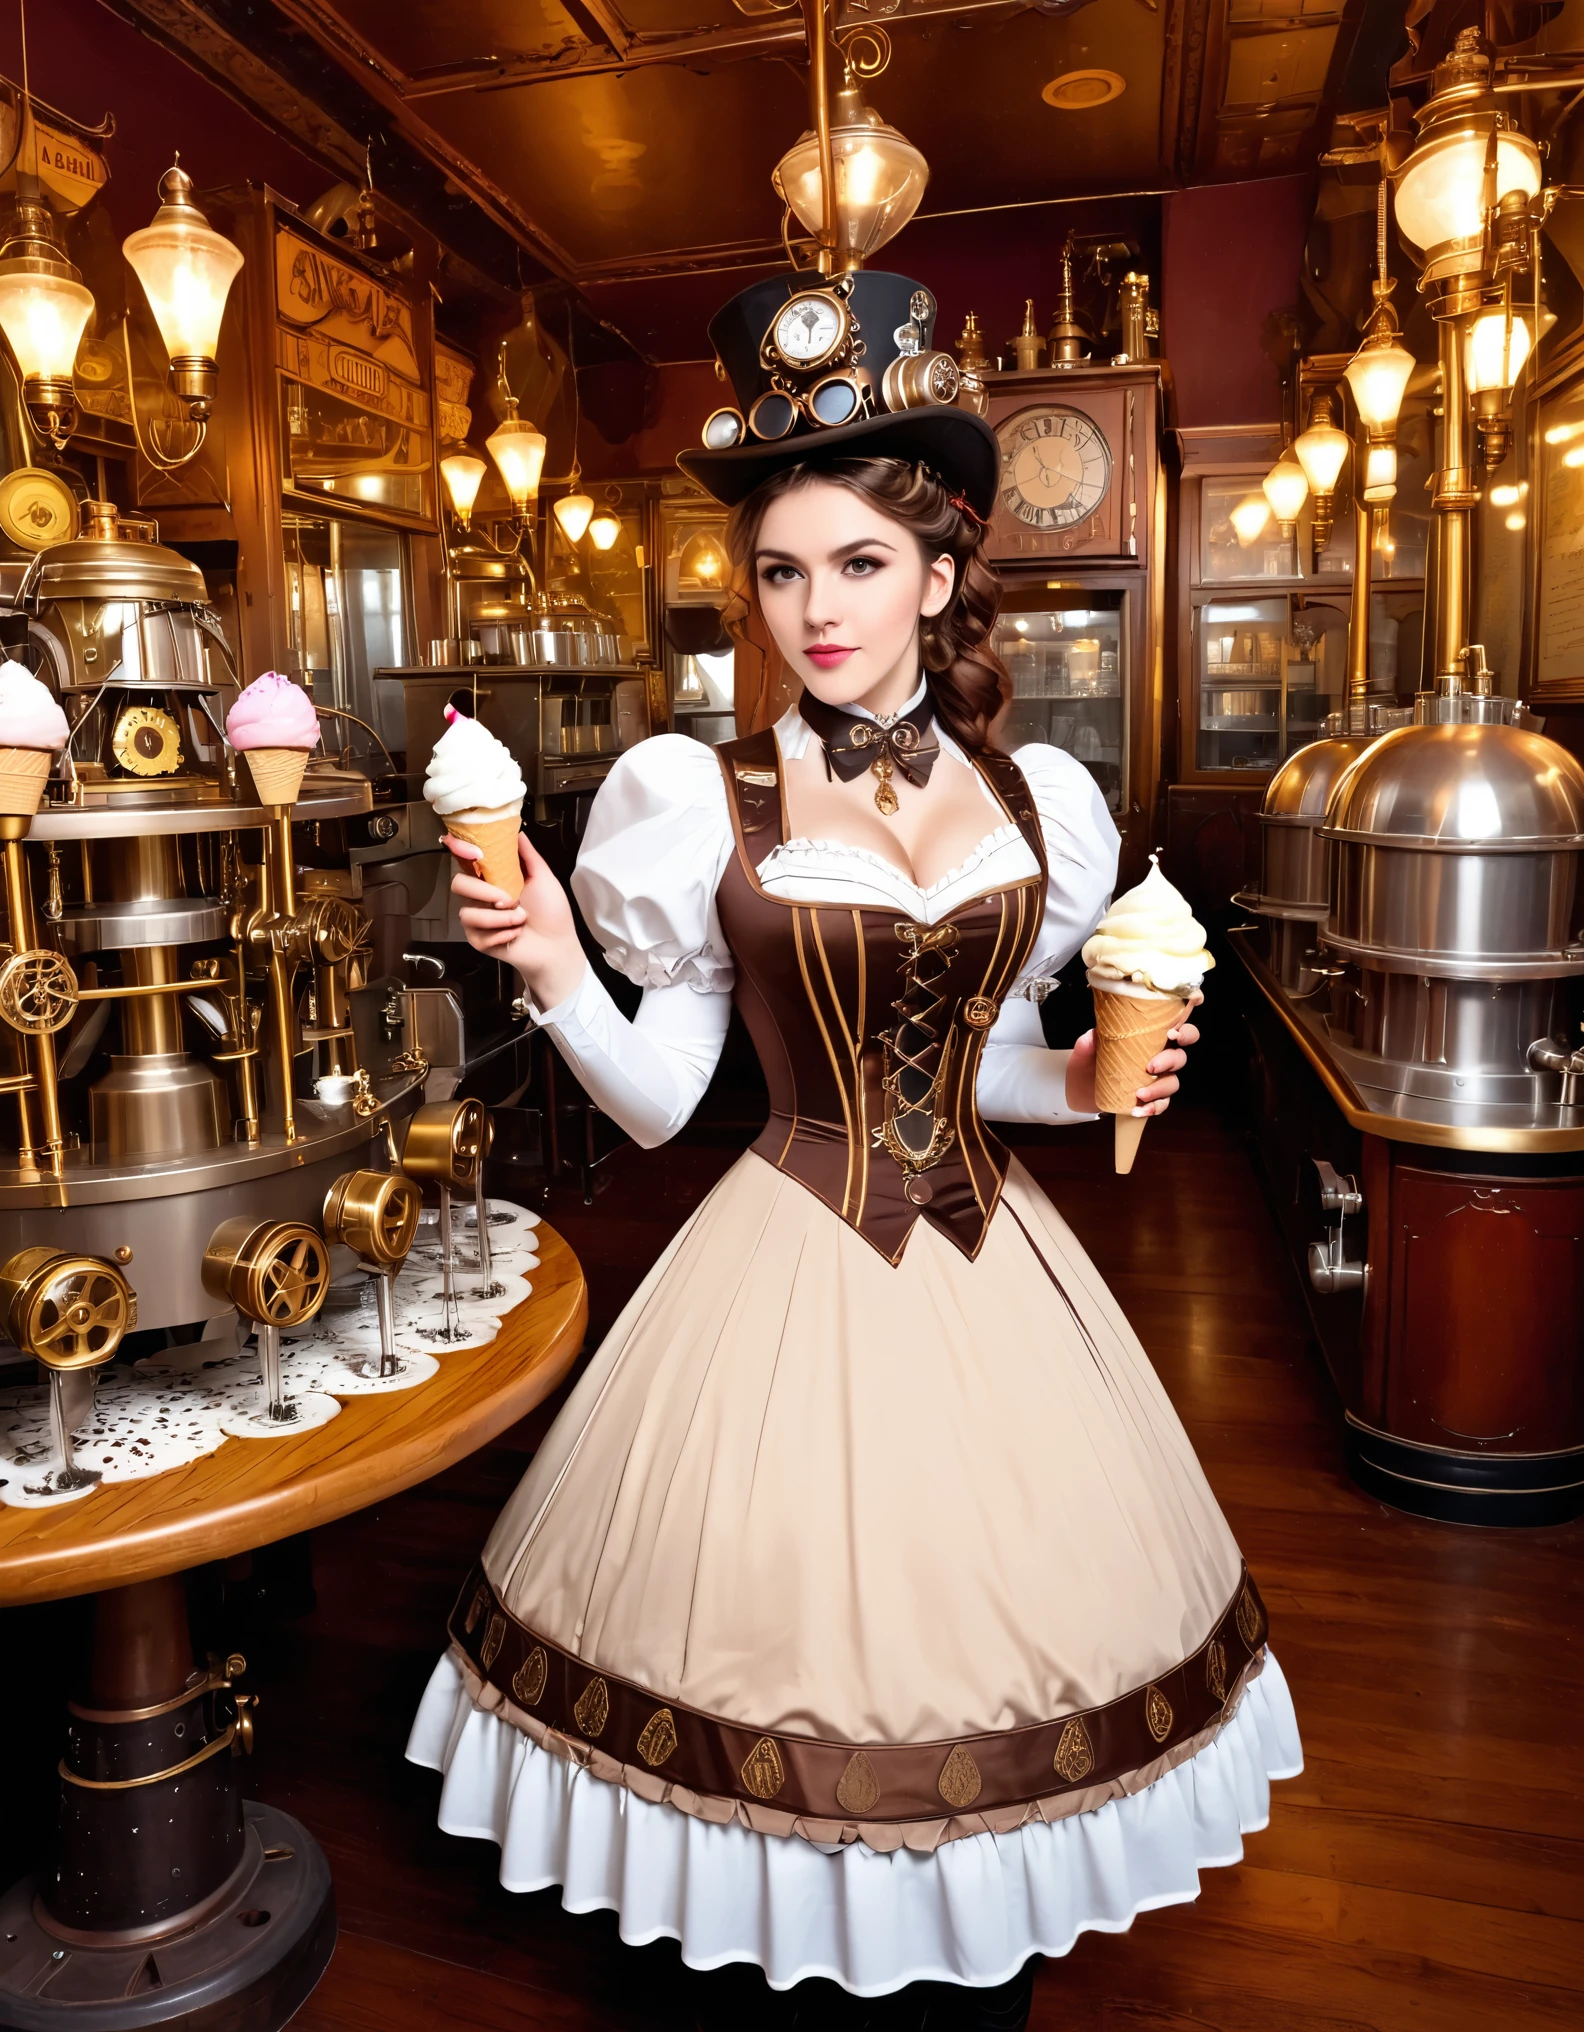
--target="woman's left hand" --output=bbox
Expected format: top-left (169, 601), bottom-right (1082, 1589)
top-left (1064, 991), bottom-right (1203, 1117)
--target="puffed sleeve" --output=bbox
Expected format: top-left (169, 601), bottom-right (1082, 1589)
top-left (1009, 742), bottom-right (1120, 994)
top-left (570, 734), bottom-right (736, 993)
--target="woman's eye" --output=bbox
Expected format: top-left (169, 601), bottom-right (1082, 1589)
top-left (844, 555), bottom-right (883, 576)
top-left (760, 564), bottom-right (801, 585)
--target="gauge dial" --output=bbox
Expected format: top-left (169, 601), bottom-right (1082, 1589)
top-left (111, 705), bottom-right (184, 777)
top-left (770, 293), bottom-right (850, 371)
top-left (0, 467), bottom-right (80, 552)
top-left (996, 408), bottom-right (1112, 530)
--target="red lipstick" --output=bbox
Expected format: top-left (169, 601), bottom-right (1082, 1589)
top-left (805, 645), bottom-right (856, 668)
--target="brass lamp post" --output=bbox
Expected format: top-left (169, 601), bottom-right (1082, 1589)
top-left (1392, 27), bottom-right (1541, 689)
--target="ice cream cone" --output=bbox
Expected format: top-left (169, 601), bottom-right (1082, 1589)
top-left (447, 805), bottom-right (525, 897)
top-left (245, 746), bottom-right (311, 807)
top-left (1090, 980), bottom-right (1190, 1174)
top-left (0, 746), bottom-right (54, 817)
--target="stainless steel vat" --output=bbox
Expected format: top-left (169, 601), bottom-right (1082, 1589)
top-left (1315, 718), bottom-right (1584, 1117)
top-left (1321, 723), bottom-right (1584, 976)
top-left (1235, 734), bottom-right (1374, 993)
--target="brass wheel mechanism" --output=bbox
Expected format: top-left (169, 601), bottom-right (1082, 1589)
top-left (0, 1246), bottom-right (136, 1495)
top-left (401, 1100), bottom-right (496, 1328)
top-left (0, 947), bottom-right (79, 1034)
top-left (202, 1217), bottom-right (332, 1425)
top-left (323, 1167), bottom-right (423, 1377)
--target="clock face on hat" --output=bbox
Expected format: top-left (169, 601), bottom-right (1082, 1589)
top-left (770, 292), bottom-right (850, 371)
top-left (997, 407), bottom-right (1112, 530)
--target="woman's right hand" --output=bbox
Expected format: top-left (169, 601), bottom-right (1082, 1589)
top-left (444, 832), bottom-right (587, 1012)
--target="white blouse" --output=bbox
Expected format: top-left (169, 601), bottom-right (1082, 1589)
top-left (534, 704), bottom-right (1120, 1149)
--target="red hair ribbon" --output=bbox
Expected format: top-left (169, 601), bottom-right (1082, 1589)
top-left (949, 491), bottom-right (990, 528)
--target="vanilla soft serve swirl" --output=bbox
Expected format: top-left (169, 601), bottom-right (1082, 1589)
top-left (424, 712), bottom-right (526, 819)
top-left (1081, 858), bottom-right (1214, 995)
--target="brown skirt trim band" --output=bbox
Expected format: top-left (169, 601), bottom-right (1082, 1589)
top-left (448, 1564), bottom-right (1268, 1825)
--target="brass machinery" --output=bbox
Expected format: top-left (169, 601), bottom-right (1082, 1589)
top-left (0, 508), bottom-right (430, 1351)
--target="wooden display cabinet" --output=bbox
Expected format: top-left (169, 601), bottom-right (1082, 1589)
top-left (982, 364), bottom-right (1170, 887)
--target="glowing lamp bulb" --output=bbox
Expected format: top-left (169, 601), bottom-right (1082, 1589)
top-left (485, 398), bottom-right (547, 512)
top-left (1230, 495), bottom-right (1272, 547)
top-left (440, 453), bottom-right (487, 528)
top-left (554, 491), bottom-right (595, 544)
top-left (587, 507), bottom-right (621, 551)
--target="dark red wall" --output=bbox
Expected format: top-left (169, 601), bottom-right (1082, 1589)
top-left (0, 5), bottom-right (327, 238)
top-left (1161, 175), bottom-right (1312, 429)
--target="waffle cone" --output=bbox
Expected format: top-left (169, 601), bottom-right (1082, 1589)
top-left (447, 807), bottom-right (525, 897)
top-left (1091, 982), bottom-right (1190, 1174)
top-left (0, 747), bottom-right (54, 817)
top-left (245, 746), bottom-right (310, 807)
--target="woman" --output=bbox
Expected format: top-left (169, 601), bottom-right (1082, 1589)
top-left (408, 272), bottom-right (1301, 2029)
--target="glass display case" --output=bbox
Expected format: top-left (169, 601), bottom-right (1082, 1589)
top-left (1191, 588), bottom-right (1424, 772)
top-left (992, 585), bottom-right (1126, 814)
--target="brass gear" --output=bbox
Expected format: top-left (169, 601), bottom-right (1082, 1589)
top-left (0, 948), bottom-right (79, 1034)
top-left (202, 1218), bottom-right (332, 1328)
top-left (0, 1249), bottom-right (135, 1371)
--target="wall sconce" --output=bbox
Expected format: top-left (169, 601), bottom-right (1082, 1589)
top-left (1261, 454), bottom-right (1309, 541)
top-left (587, 506), bottom-right (621, 552)
top-left (1343, 286), bottom-right (1415, 503)
top-left (1293, 394), bottom-right (1350, 559)
top-left (440, 452), bottom-right (487, 530)
top-left (553, 482), bottom-right (594, 545)
top-left (1392, 30), bottom-right (1540, 314)
top-left (484, 396), bottom-right (547, 520)
top-left (0, 199), bottom-right (94, 448)
top-left (121, 162), bottom-right (244, 425)
top-left (1466, 300), bottom-right (1532, 468)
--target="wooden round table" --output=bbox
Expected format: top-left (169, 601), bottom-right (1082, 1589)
top-left (0, 1223), bottom-right (586, 2032)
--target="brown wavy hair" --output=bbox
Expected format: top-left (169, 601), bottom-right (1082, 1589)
top-left (724, 457), bottom-right (1009, 754)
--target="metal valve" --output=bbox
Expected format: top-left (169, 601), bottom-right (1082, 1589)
top-left (0, 1248), bottom-right (136, 1495)
top-left (202, 1218), bottom-right (332, 1429)
top-left (402, 1099), bottom-right (490, 1330)
top-left (1527, 1033), bottom-right (1584, 1109)
top-left (1307, 1159), bottom-right (1367, 1295)
top-left (323, 1167), bottom-right (422, 1378)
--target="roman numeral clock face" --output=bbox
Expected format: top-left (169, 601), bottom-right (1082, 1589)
top-left (997, 407), bottom-right (1112, 531)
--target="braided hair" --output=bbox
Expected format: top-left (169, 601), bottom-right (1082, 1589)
top-left (725, 456), bottom-right (1009, 754)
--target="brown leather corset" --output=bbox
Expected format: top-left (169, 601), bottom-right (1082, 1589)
top-left (714, 728), bottom-right (1047, 1264)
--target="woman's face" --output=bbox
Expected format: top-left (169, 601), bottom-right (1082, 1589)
top-left (752, 479), bottom-right (955, 714)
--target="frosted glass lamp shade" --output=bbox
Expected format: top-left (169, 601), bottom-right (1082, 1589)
top-left (587, 508), bottom-right (621, 551)
top-left (0, 263), bottom-right (93, 382)
top-left (773, 99), bottom-right (928, 266)
top-left (1363, 443), bottom-right (1398, 502)
top-left (1466, 309), bottom-right (1532, 393)
top-left (486, 403), bottom-right (547, 511)
top-left (122, 165), bottom-right (243, 365)
top-left (554, 492), bottom-right (594, 544)
top-left (1394, 122), bottom-right (1540, 267)
top-left (440, 453), bottom-right (487, 526)
top-left (1344, 338), bottom-right (1415, 431)
top-left (1262, 456), bottom-right (1309, 528)
top-left (1230, 495), bottom-right (1272, 546)
top-left (1294, 412), bottom-right (1349, 495)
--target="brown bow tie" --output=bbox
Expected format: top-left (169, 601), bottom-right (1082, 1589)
top-left (798, 688), bottom-right (940, 817)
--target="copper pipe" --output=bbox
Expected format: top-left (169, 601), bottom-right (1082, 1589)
top-left (120, 948), bottom-right (184, 1056)
top-left (76, 977), bottom-right (212, 1004)
top-left (3, 836), bottom-right (63, 1180)
top-left (1432, 312), bottom-right (1476, 687)
top-left (802, 0), bottom-right (835, 274)
top-left (1347, 415), bottom-right (1372, 730)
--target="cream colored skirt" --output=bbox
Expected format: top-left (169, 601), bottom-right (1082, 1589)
top-left (454, 1152), bottom-right (1266, 1853)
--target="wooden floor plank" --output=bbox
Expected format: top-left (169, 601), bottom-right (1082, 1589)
top-left (5, 1098), bottom-right (1580, 2029)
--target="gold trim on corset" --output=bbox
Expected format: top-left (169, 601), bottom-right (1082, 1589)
top-left (793, 909), bottom-right (858, 1217)
top-left (851, 909), bottom-right (869, 1232)
top-left (812, 911), bottom-right (865, 1223)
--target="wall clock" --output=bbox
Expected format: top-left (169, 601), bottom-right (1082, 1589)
top-left (996, 406), bottom-right (1112, 531)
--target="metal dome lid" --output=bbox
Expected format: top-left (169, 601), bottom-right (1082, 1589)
top-left (27, 523), bottom-right (208, 606)
top-left (1260, 734), bottom-right (1376, 824)
top-left (1322, 721), bottom-right (1584, 849)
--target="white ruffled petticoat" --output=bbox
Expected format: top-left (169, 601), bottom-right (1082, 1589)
top-left (406, 1648), bottom-right (1303, 1996)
